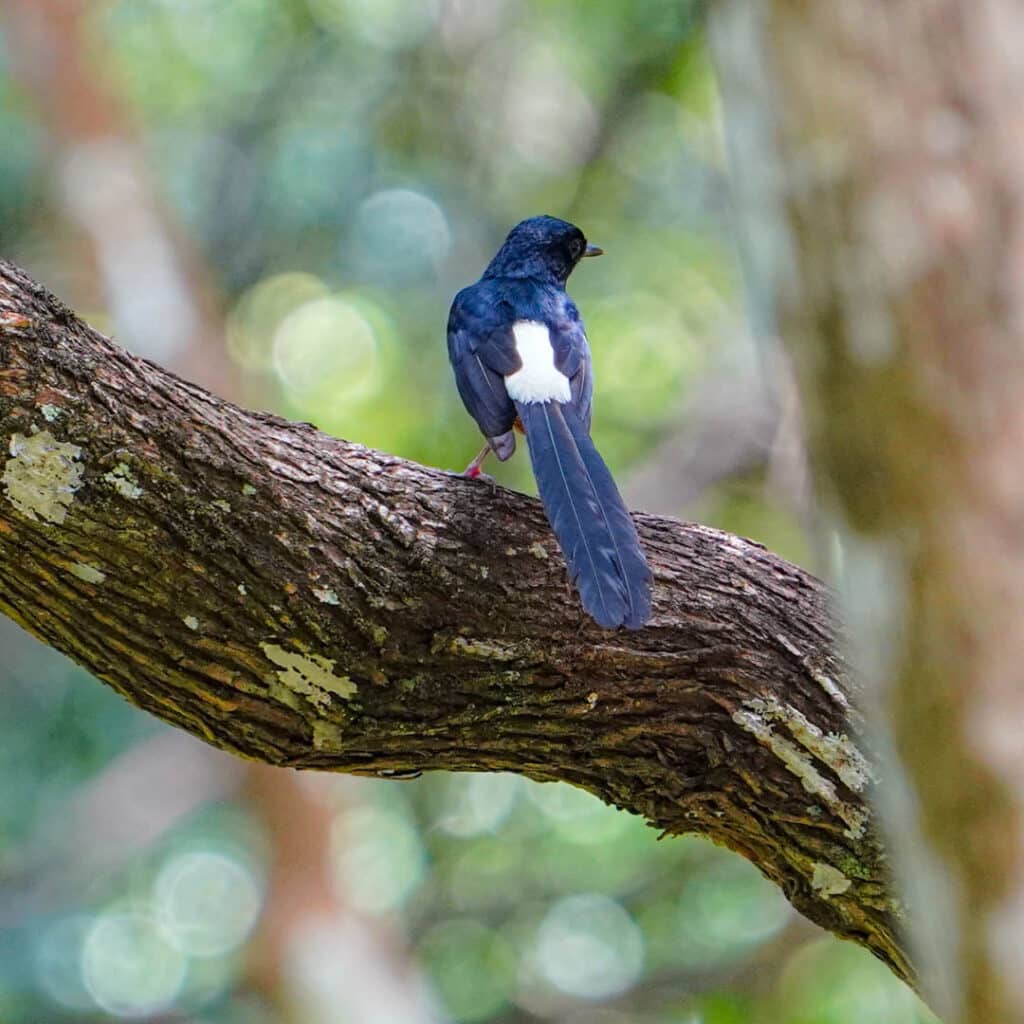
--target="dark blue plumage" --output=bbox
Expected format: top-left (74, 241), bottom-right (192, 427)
top-left (447, 215), bottom-right (652, 630)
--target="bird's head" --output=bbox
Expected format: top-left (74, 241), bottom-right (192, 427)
top-left (483, 215), bottom-right (603, 285)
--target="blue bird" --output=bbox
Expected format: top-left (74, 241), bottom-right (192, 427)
top-left (447, 215), bottom-right (653, 630)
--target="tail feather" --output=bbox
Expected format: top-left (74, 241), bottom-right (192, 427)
top-left (516, 401), bottom-right (652, 629)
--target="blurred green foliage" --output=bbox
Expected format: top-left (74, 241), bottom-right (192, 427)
top-left (0, 1), bottom-right (935, 1022)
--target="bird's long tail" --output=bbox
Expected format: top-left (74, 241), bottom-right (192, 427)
top-left (515, 401), bottom-right (652, 629)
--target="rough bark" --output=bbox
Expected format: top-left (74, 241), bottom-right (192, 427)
top-left (714, 2), bottom-right (1024, 1020)
top-left (0, 259), bottom-right (906, 982)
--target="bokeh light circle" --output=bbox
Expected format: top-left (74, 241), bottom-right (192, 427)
top-left (272, 294), bottom-right (382, 403)
top-left (81, 910), bottom-right (187, 1018)
top-left (351, 188), bottom-right (451, 279)
top-left (534, 894), bottom-right (644, 999)
top-left (155, 849), bottom-right (263, 958)
top-left (227, 272), bottom-right (329, 372)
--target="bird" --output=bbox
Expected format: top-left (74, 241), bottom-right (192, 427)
top-left (447, 215), bottom-right (652, 630)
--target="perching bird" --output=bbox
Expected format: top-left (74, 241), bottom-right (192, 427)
top-left (447, 215), bottom-right (652, 630)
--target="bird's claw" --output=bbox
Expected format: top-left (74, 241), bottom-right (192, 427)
top-left (463, 467), bottom-right (496, 487)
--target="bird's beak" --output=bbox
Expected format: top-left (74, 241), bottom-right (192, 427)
top-left (583, 244), bottom-right (603, 258)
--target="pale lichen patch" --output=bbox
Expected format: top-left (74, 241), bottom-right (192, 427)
top-left (733, 707), bottom-right (869, 839)
top-left (746, 695), bottom-right (875, 792)
top-left (40, 404), bottom-right (63, 423)
top-left (237, 583), bottom-right (247, 596)
top-left (103, 462), bottom-right (143, 500)
top-left (312, 720), bottom-right (345, 751)
top-left (3, 431), bottom-right (84, 524)
top-left (241, 483), bottom-right (257, 496)
top-left (212, 499), bottom-right (232, 513)
top-left (529, 541), bottom-right (549, 560)
top-left (812, 862), bottom-right (852, 897)
top-left (70, 562), bottom-right (106, 584)
top-left (313, 587), bottom-right (340, 605)
top-left (808, 665), bottom-right (850, 710)
top-left (260, 642), bottom-right (356, 707)
top-left (183, 615), bottom-right (200, 631)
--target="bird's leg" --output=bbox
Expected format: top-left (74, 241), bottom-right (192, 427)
top-left (462, 442), bottom-right (492, 479)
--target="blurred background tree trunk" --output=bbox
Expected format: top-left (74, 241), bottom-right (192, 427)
top-left (2, 0), bottom-right (232, 394)
top-left (245, 768), bottom-right (441, 1024)
top-left (714, 3), bottom-right (1024, 1021)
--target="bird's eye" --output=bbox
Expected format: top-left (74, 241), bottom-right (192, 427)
top-left (571, 238), bottom-right (584, 259)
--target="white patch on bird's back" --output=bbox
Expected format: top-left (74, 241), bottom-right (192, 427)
top-left (505, 321), bottom-right (571, 404)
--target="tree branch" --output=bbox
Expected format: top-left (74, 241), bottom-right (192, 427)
top-left (0, 259), bottom-right (907, 983)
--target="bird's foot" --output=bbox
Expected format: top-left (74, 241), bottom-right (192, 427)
top-left (462, 442), bottom-right (493, 479)
top-left (462, 466), bottom-right (496, 488)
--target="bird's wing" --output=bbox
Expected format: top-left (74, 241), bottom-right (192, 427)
top-left (549, 300), bottom-right (594, 432)
top-left (447, 285), bottom-right (518, 438)
top-left (568, 341), bottom-right (593, 433)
